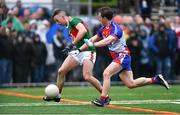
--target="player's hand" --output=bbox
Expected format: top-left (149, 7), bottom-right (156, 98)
top-left (69, 49), bottom-right (81, 56)
top-left (68, 43), bottom-right (77, 50)
top-left (62, 47), bottom-right (70, 56)
top-left (62, 43), bottom-right (77, 56)
top-left (84, 39), bottom-right (95, 48)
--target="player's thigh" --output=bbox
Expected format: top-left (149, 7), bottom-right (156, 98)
top-left (82, 59), bottom-right (94, 75)
top-left (103, 62), bottom-right (122, 77)
top-left (59, 55), bottom-right (79, 73)
top-left (119, 70), bottom-right (134, 85)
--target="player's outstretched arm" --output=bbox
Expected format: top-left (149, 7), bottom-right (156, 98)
top-left (85, 35), bottom-right (116, 48)
top-left (79, 35), bottom-right (100, 51)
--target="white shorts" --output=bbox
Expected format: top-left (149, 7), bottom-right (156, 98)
top-left (70, 51), bottom-right (96, 65)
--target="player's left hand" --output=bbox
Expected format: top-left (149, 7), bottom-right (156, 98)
top-left (84, 39), bottom-right (95, 48)
top-left (62, 43), bottom-right (77, 56)
top-left (62, 47), bottom-right (71, 56)
top-left (68, 43), bottom-right (77, 50)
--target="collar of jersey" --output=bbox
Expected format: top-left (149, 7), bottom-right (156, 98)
top-left (67, 17), bottom-right (73, 28)
top-left (103, 21), bottom-right (114, 29)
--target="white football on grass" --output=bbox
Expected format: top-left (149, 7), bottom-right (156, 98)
top-left (45, 84), bottom-right (59, 98)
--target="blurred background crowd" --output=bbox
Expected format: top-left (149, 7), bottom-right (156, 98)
top-left (0, 0), bottom-right (179, 86)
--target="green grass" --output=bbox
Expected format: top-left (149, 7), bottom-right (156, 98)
top-left (0, 85), bottom-right (180, 114)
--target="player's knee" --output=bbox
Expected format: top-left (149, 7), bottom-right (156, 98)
top-left (83, 73), bottom-right (91, 81)
top-left (126, 83), bottom-right (136, 89)
top-left (83, 76), bottom-right (91, 81)
top-left (58, 68), bottom-right (66, 76)
top-left (127, 85), bottom-right (134, 89)
top-left (103, 71), bottom-right (111, 79)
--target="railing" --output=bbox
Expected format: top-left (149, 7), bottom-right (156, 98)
top-left (151, 6), bottom-right (178, 16)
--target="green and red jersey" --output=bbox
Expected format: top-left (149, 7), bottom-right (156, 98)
top-left (68, 17), bottom-right (95, 51)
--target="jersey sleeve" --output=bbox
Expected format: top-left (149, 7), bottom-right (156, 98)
top-left (70, 17), bottom-right (83, 28)
top-left (110, 25), bottom-right (123, 39)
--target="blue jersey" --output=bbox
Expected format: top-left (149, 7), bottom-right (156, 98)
top-left (97, 21), bottom-right (131, 71)
top-left (97, 21), bottom-right (130, 55)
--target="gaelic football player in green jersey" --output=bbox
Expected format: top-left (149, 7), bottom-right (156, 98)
top-left (43, 9), bottom-right (110, 104)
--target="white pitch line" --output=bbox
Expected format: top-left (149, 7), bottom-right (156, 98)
top-left (0, 99), bottom-right (180, 107)
top-left (110, 99), bottom-right (180, 104)
top-left (0, 102), bottom-right (85, 107)
top-left (171, 102), bottom-right (180, 104)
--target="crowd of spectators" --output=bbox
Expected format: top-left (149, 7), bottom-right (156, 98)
top-left (0, 0), bottom-right (179, 86)
top-left (0, 0), bottom-right (70, 86)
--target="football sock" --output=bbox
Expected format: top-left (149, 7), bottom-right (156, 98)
top-left (151, 77), bottom-right (155, 84)
top-left (151, 76), bottom-right (159, 84)
top-left (100, 95), bottom-right (106, 99)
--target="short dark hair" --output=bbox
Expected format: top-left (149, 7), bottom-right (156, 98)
top-left (52, 8), bottom-right (61, 19)
top-left (97, 7), bottom-right (113, 20)
top-left (52, 8), bottom-right (70, 19)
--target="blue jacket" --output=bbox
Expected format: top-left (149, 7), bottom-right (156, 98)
top-left (46, 24), bottom-right (70, 44)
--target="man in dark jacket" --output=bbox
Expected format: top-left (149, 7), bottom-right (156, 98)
top-left (13, 33), bottom-right (33, 83)
top-left (0, 26), bottom-right (13, 86)
top-left (31, 34), bottom-right (47, 82)
top-left (149, 23), bottom-right (176, 80)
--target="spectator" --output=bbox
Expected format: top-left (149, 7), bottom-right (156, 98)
top-left (12, 6), bottom-right (22, 21)
top-left (139, 0), bottom-right (152, 20)
top-left (29, 19), bottom-right (37, 33)
top-left (52, 30), bottom-right (67, 64)
top-left (6, 18), bottom-right (13, 31)
top-left (134, 15), bottom-right (144, 25)
top-left (0, 2), bottom-right (8, 23)
top-left (13, 0), bottom-right (24, 17)
top-left (46, 23), bottom-right (70, 44)
top-left (165, 20), bottom-right (178, 79)
top-left (21, 21), bottom-right (35, 42)
top-left (149, 23), bottom-right (172, 80)
top-left (174, 16), bottom-right (180, 76)
top-left (36, 7), bottom-right (50, 20)
top-left (0, 26), bottom-right (14, 86)
top-left (113, 15), bottom-right (123, 25)
top-left (31, 11), bottom-right (39, 20)
top-left (138, 27), bottom-right (151, 76)
top-left (13, 33), bottom-right (33, 83)
top-left (145, 18), bottom-right (153, 35)
top-left (36, 20), bottom-right (56, 82)
top-left (1, 10), bottom-right (24, 32)
top-left (36, 19), bottom-right (50, 43)
top-left (148, 22), bottom-right (157, 75)
top-left (52, 30), bottom-right (67, 81)
top-left (21, 8), bottom-right (31, 24)
top-left (127, 29), bottom-right (142, 77)
top-left (31, 34), bottom-right (47, 82)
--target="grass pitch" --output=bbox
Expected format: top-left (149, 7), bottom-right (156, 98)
top-left (0, 85), bottom-right (180, 114)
